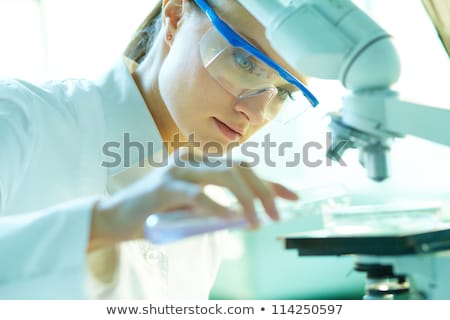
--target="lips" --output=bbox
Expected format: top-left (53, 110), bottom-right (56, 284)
top-left (213, 117), bottom-right (243, 141)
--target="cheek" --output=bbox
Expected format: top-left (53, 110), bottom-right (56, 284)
top-left (241, 121), bottom-right (270, 142)
top-left (159, 41), bottom-right (206, 130)
top-left (158, 38), bottom-right (233, 135)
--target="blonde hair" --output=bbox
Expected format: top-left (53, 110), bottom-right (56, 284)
top-left (124, 0), bottom-right (227, 63)
top-left (123, 0), bottom-right (163, 63)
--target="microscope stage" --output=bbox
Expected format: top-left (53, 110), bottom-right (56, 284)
top-left (280, 227), bottom-right (450, 256)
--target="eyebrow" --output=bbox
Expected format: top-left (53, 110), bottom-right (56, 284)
top-left (243, 41), bottom-right (303, 89)
top-left (243, 38), bottom-right (303, 89)
top-left (233, 28), bottom-right (307, 86)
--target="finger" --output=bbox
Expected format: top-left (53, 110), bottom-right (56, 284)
top-left (222, 170), bottom-right (259, 229)
top-left (191, 192), bottom-right (239, 219)
top-left (269, 182), bottom-right (300, 200)
top-left (173, 167), bottom-right (259, 229)
top-left (237, 166), bottom-right (280, 221)
top-left (151, 181), bottom-right (205, 213)
top-left (155, 180), bottom-right (238, 219)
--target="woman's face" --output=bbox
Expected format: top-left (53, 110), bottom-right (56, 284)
top-left (158, 0), bottom-right (303, 152)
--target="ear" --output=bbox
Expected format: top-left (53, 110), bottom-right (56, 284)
top-left (162, 0), bottom-right (187, 47)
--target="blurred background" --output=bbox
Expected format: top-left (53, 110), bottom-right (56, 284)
top-left (1, 0), bottom-right (449, 299)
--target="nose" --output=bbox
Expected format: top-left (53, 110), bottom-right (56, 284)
top-left (233, 88), bottom-right (276, 125)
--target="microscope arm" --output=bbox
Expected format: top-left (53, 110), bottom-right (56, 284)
top-left (384, 98), bottom-right (450, 147)
top-left (340, 89), bottom-right (450, 147)
top-left (237, 0), bottom-right (401, 90)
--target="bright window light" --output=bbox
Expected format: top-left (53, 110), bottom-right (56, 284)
top-left (0, 0), bottom-right (159, 80)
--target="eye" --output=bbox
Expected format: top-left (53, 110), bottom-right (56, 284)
top-left (232, 50), bottom-right (256, 73)
top-left (276, 87), bottom-right (295, 101)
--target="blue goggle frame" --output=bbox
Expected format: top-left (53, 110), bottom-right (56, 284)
top-left (193, 0), bottom-right (319, 107)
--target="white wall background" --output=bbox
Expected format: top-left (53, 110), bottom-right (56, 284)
top-left (0, 0), bottom-right (158, 80)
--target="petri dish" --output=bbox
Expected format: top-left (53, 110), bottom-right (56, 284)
top-left (323, 200), bottom-right (444, 235)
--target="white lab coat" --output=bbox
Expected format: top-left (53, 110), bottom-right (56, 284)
top-left (0, 60), bottom-right (225, 299)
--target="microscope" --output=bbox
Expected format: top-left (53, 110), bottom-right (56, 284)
top-left (238, 0), bottom-right (450, 299)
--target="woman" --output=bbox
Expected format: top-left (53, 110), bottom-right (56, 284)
top-left (0, 0), bottom-right (317, 299)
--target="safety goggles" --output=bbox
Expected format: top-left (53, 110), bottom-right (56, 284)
top-left (194, 0), bottom-right (319, 122)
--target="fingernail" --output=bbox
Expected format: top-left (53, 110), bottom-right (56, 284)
top-left (272, 203), bottom-right (280, 221)
top-left (250, 223), bottom-right (260, 230)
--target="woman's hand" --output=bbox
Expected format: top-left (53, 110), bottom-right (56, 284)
top-left (88, 150), bottom-right (298, 251)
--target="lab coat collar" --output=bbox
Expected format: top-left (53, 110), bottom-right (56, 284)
top-left (96, 59), bottom-right (164, 176)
